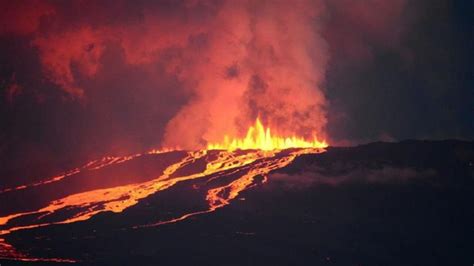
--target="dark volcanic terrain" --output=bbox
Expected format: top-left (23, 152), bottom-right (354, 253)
top-left (1, 140), bottom-right (473, 265)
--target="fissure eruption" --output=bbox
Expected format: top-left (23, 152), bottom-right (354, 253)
top-left (0, 119), bottom-right (327, 262)
top-left (0, 0), bottom-right (334, 262)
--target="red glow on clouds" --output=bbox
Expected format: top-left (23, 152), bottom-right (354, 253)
top-left (3, 74), bottom-right (23, 104)
top-left (0, 0), bottom-right (407, 150)
top-left (0, 0), bottom-right (54, 35)
top-left (33, 27), bottom-right (105, 97)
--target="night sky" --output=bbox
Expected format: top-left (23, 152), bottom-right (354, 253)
top-left (0, 0), bottom-right (472, 183)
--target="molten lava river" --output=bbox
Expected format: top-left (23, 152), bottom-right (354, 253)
top-left (0, 119), bottom-right (327, 263)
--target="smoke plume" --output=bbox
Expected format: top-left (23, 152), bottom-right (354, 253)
top-left (161, 0), bottom-right (329, 149)
top-left (0, 0), bottom-right (421, 176)
top-left (2, 0), bottom-right (329, 150)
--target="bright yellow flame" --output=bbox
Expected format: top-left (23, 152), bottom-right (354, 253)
top-left (207, 118), bottom-right (328, 151)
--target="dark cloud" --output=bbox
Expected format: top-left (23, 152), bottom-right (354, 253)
top-left (325, 0), bottom-right (473, 144)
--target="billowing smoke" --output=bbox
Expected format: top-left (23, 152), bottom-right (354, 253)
top-left (1, 0), bottom-right (415, 177)
top-left (8, 0), bottom-right (331, 150)
top-left (161, 0), bottom-right (329, 149)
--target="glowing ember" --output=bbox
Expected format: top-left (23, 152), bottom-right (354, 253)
top-left (207, 118), bottom-right (328, 151)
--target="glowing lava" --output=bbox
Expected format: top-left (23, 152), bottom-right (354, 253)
top-left (0, 121), bottom-right (328, 263)
top-left (208, 118), bottom-right (328, 151)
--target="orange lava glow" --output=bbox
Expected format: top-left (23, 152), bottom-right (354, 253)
top-left (207, 118), bottom-right (328, 151)
top-left (0, 133), bottom-right (327, 262)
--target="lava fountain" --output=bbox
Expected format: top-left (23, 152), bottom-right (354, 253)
top-left (0, 118), bottom-right (327, 262)
top-left (208, 118), bottom-right (328, 151)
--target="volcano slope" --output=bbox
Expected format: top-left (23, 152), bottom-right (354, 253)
top-left (0, 140), bottom-right (473, 265)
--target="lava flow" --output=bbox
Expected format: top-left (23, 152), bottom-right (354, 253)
top-left (0, 119), bottom-right (327, 262)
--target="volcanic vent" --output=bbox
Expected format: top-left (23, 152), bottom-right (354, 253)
top-left (0, 118), bottom-right (327, 262)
